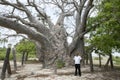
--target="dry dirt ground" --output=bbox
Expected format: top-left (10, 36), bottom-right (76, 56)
top-left (0, 61), bottom-right (120, 80)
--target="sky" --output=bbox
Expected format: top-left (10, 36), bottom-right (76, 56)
top-left (0, 27), bottom-right (23, 48)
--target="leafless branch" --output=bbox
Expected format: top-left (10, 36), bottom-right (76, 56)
top-left (0, 16), bottom-right (51, 46)
top-left (3, 34), bottom-right (28, 39)
top-left (72, 0), bottom-right (79, 12)
top-left (0, 0), bottom-right (25, 11)
top-left (0, 0), bottom-right (36, 22)
top-left (3, 14), bottom-right (37, 27)
top-left (16, 0), bottom-right (36, 22)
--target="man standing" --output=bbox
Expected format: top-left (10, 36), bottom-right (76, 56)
top-left (73, 53), bottom-right (82, 76)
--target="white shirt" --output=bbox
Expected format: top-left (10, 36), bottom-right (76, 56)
top-left (73, 56), bottom-right (82, 64)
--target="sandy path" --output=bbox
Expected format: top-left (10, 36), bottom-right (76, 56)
top-left (0, 61), bottom-right (119, 80)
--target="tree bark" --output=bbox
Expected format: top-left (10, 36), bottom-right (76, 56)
top-left (89, 52), bottom-right (94, 72)
top-left (69, 0), bottom-right (94, 66)
top-left (109, 53), bottom-right (114, 69)
top-left (12, 48), bottom-right (17, 71)
top-left (78, 37), bottom-right (85, 65)
top-left (25, 52), bottom-right (28, 61)
top-left (1, 48), bottom-right (11, 80)
top-left (41, 47), bottom-right (46, 68)
top-left (7, 61), bottom-right (12, 77)
top-left (85, 53), bottom-right (89, 65)
top-left (99, 53), bottom-right (102, 67)
top-left (21, 52), bottom-right (25, 66)
top-left (104, 53), bottom-right (114, 69)
top-left (0, 0), bottom-right (94, 68)
top-left (104, 57), bottom-right (110, 69)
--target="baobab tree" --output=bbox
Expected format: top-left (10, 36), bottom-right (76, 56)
top-left (0, 0), bottom-right (94, 67)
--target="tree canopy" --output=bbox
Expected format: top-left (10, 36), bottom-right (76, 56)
top-left (87, 0), bottom-right (120, 55)
top-left (16, 39), bottom-right (36, 54)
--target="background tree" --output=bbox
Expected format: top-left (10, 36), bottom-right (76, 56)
top-left (16, 39), bottom-right (36, 65)
top-left (87, 0), bottom-right (120, 69)
top-left (16, 39), bottom-right (36, 56)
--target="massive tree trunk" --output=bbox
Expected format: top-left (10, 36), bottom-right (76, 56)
top-left (0, 14), bottom-right (68, 67)
top-left (0, 0), bottom-right (94, 67)
top-left (69, 0), bottom-right (94, 65)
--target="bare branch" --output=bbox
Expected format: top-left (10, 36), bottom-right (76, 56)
top-left (0, 0), bottom-right (36, 22)
top-left (32, 3), bottom-right (46, 18)
top-left (0, 0), bottom-right (25, 11)
top-left (3, 34), bottom-right (28, 40)
top-left (0, 16), bottom-right (49, 44)
top-left (3, 14), bottom-right (37, 27)
top-left (42, 0), bottom-right (55, 5)
top-left (27, 1), bottom-right (54, 29)
top-left (82, 0), bottom-right (94, 25)
top-left (63, 11), bottom-right (74, 16)
top-left (16, 0), bottom-right (36, 22)
top-left (27, 0), bottom-right (31, 5)
top-left (73, 0), bottom-right (79, 12)
top-left (11, 7), bottom-right (15, 14)
top-left (0, 0), bottom-right (51, 35)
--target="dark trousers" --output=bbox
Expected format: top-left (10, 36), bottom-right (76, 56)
top-left (74, 64), bottom-right (81, 76)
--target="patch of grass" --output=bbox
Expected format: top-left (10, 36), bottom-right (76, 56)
top-left (0, 53), bottom-right (5, 60)
top-left (28, 54), bottom-right (36, 58)
top-left (94, 57), bottom-right (103, 60)
top-left (56, 59), bottom-right (65, 69)
top-left (113, 56), bottom-right (120, 65)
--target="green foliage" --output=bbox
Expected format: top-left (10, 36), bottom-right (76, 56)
top-left (56, 59), bottom-right (65, 68)
top-left (16, 39), bottom-right (36, 55)
top-left (87, 0), bottom-right (120, 55)
top-left (0, 53), bottom-right (5, 60)
top-left (28, 53), bottom-right (36, 58)
top-left (0, 39), bottom-right (36, 60)
top-left (0, 48), bottom-right (6, 60)
top-left (113, 56), bottom-right (120, 65)
top-left (0, 48), bottom-right (13, 60)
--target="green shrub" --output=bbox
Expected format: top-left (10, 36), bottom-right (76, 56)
top-left (28, 54), bottom-right (36, 58)
top-left (56, 59), bottom-right (65, 69)
top-left (0, 53), bottom-right (5, 60)
top-left (0, 53), bottom-right (13, 60)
